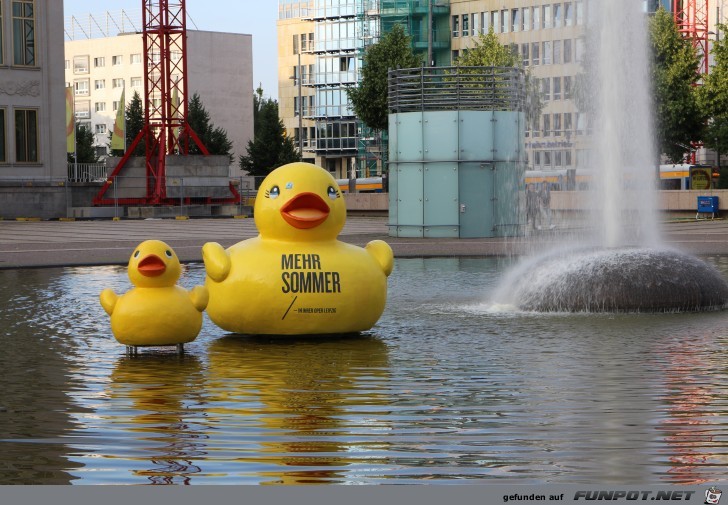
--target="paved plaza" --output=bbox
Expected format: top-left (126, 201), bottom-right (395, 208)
top-left (0, 215), bottom-right (727, 269)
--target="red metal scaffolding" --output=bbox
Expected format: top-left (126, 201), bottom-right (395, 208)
top-left (673, 0), bottom-right (710, 164)
top-left (94, 0), bottom-right (239, 206)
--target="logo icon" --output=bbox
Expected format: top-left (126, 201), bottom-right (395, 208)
top-left (706, 487), bottom-right (722, 505)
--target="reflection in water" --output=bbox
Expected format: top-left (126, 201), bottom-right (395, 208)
top-left (106, 354), bottom-right (208, 484)
top-left (0, 259), bottom-right (727, 484)
top-left (204, 335), bottom-right (390, 484)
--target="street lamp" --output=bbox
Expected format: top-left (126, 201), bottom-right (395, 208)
top-left (289, 52), bottom-right (304, 157)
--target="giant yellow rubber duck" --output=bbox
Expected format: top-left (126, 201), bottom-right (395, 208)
top-left (100, 240), bottom-right (208, 354)
top-left (203, 162), bottom-right (394, 335)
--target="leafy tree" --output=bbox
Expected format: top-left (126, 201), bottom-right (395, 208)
top-left (455, 28), bottom-right (520, 67)
top-left (68, 123), bottom-right (99, 163)
top-left (108, 90), bottom-right (145, 157)
top-left (239, 88), bottom-right (300, 180)
top-left (697, 22), bottom-right (728, 186)
top-left (185, 92), bottom-right (234, 161)
top-left (649, 7), bottom-right (705, 163)
top-left (453, 26), bottom-right (543, 132)
top-left (346, 23), bottom-right (421, 131)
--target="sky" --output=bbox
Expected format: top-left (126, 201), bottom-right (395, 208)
top-left (63, 0), bottom-right (280, 100)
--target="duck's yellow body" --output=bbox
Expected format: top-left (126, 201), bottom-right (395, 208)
top-left (203, 162), bottom-right (393, 336)
top-left (100, 240), bottom-right (208, 347)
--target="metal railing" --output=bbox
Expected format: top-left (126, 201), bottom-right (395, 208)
top-left (388, 66), bottom-right (527, 113)
top-left (67, 162), bottom-right (107, 182)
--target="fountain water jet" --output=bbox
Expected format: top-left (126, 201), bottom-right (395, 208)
top-left (498, 0), bottom-right (728, 313)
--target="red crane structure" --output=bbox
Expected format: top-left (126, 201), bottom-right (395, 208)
top-left (672, 0), bottom-right (710, 164)
top-left (673, 0), bottom-right (710, 75)
top-left (94, 0), bottom-right (239, 206)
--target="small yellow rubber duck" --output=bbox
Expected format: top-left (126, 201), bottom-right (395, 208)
top-left (100, 240), bottom-right (208, 354)
top-left (203, 162), bottom-right (394, 336)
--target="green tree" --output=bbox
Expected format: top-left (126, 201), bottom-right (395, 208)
top-left (346, 23), bottom-right (421, 131)
top-left (185, 92), bottom-right (234, 161)
top-left (68, 123), bottom-right (99, 163)
top-left (454, 28), bottom-right (520, 67)
top-left (108, 90), bottom-right (145, 157)
top-left (650, 7), bottom-right (705, 163)
top-left (239, 88), bottom-right (300, 180)
top-left (697, 23), bottom-right (728, 186)
top-left (453, 26), bottom-right (542, 132)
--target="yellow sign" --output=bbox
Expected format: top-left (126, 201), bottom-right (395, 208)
top-left (690, 167), bottom-right (712, 190)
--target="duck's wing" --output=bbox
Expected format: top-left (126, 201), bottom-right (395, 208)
top-left (365, 239), bottom-right (394, 277)
top-left (202, 242), bottom-right (231, 282)
top-left (189, 285), bottom-right (209, 312)
top-left (99, 289), bottom-right (118, 316)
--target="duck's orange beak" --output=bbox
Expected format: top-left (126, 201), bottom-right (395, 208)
top-left (280, 192), bottom-right (330, 229)
top-left (138, 254), bottom-right (166, 277)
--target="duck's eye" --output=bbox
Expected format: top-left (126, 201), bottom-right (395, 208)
top-left (165, 250), bottom-right (173, 258)
top-left (327, 186), bottom-right (339, 200)
top-left (268, 185), bottom-right (280, 199)
top-left (133, 250), bottom-right (140, 258)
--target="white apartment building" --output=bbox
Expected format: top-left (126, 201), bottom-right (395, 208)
top-left (65, 26), bottom-right (254, 176)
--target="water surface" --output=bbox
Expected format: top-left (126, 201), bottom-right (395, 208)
top-left (1, 257), bottom-right (727, 484)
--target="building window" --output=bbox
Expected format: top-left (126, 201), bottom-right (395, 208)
top-left (554, 40), bottom-right (562, 64)
top-left (511, 9), bottom-right (519, 32)
top-left (522, 7), bottom-right (530, 32)
top-left (112, 101), bottom-right (120, 111)
top-left (564, 112), bottom-right (573, 135)
top-left (130, 53), bottom-right (142, 64)
top-left (14, 109), bottom-right (38, 162)
top-left (112, 55), bottom-right (123, 66)
top-left (75, 101), bottom-right (90, 119)
top-left (501, 9), bottom-right (508, 33)
top-left (542, 78), bottom-right (551, 101)
top-left (564, 39), bottom-right (572, 63)
top-left (452, 15), bottom-right (459, 37)
top-left (543, 41), bottom-right (552, 65)
top-left (74, 79), bottom-right (89, 96)
top-left (94, 79), bottom-right (105, 90)
top-left (95, 124), bottom-right (107, 134)
top-left (543, 150), bottom-right (552, 168)
top-left (565, 2), bottom-right (574, 26)
top-left (472, 12), bottom-right (479, 35)
top-left (576, 38), bottom-right (585, 63)
top-left (462, 14), bottom-right (469, 37)
top-left (553, 76), bottom-right (562, 100)
top-left (112, 78), bottom-right (124, 89)
top-left (554, 3), bottom-right (562, 28)
top-left (0, 109), bottom-right (5, 162)
top-left (564, 75), bottom-right (573, 99)
top-left (94, 56), bottom-right (105, 67)
top-left (531, 42), bottom-right (540, 65)
top-left (73, 55), bottom-right (89, 74)
top-left (12, 0), bottom-right (35, 66)
top-left (293, 33), bottom-right (299, 54)
top-left (131, 77), bottom-right (142, 88)
top-left (94, 102), bottom-right (106, 112)
top-left (482, 11), bottom-right (489, 32)
top-left (576, 0), bottom-right (584, 25)
top-left (521, 43), bottom-right (529, 66)
top-left (532, 6), bottom-right (540, 30)
top-left (491, 11), bottom-right (499, 33)
top-left (543, 4), bottom-right (552, 29)
top-left (554, 113), bottom-right (562, 136)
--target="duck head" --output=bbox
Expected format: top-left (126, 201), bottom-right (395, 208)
top-left (254, 162), bottom-right (346, 241)
top-left (127, 240), bottom-right (182, 288)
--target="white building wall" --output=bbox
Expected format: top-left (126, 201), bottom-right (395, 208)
top-left (64, 29), bottom-right (253, 177)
